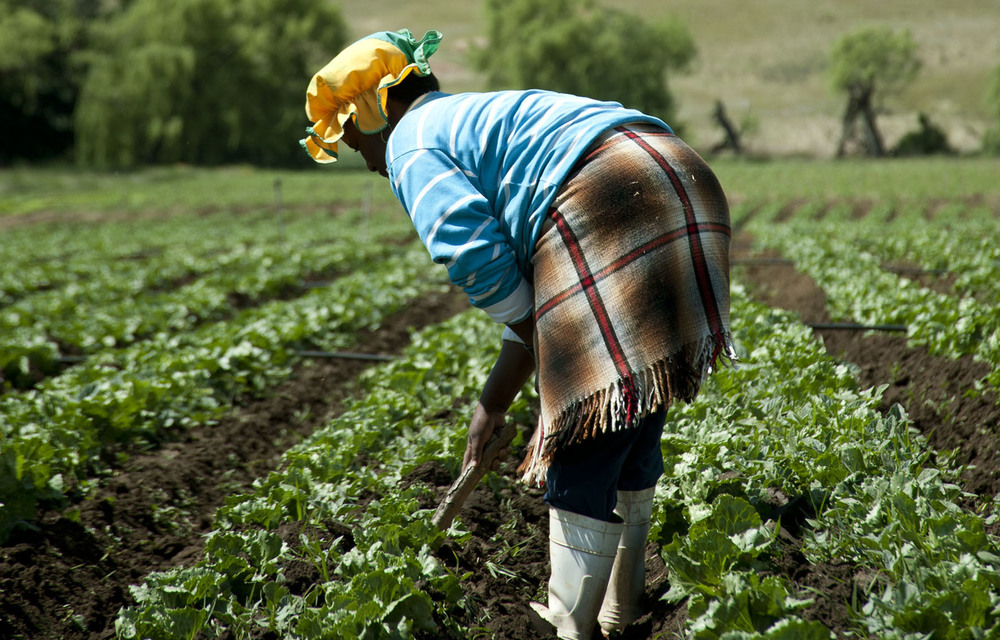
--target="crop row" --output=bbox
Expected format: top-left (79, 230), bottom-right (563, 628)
top-left (657, 281), bottom-right (999, 638)
top-left (0, 243), bottom-right (450, 543)
top-left (790, 199), bottom-right (1000, 305)
top-left (0, 207), bottom-right (357, 305)
top-left (117, 309), bottom-right (520, 639)
top-left (741, 200), bottom-right (1000, 391)
top-left (114, 275), bottom-right (1000, 638)
top-left (0, 239), bottom-right (396, 389)
top-left (1, 204), bottom-right (411, 365)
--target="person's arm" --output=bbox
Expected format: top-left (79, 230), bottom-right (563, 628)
top-left (388, 148), bottom-right (533, 325)
top-left (463, 331), bottom-right (536, 471)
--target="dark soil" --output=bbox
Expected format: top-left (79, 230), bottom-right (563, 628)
top-left (736, 236), bottom-right (1000, 499)
top-left (0, 286), bottom-right (470, 640)
top-left (727, 222), bottom-right (1000, 639)
top-left (3, 201), bottom-right (1000, 640)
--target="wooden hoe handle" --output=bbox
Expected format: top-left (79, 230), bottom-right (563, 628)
top-left (432, 421), bottom-right (517, 530)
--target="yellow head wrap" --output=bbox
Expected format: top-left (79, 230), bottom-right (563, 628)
top-left (301, 29), bottom-right (442, 164)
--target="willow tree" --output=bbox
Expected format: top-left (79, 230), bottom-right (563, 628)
top-left (75, 0), bottom-right (346, 169)
top-left (476, 0), bottom-right (695, 128)
top-left (830, 27), bottom-right (920, 158)
top-left (0, 0), bottom-right (101, 164)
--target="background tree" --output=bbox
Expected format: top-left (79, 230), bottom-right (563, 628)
top-left (829, 26), bottom-right (920, 158)
top-left (983, 64), bottom-right (1000, 155)
top-left (475, 0), bottom-right (695, 128)
top-left (0, 0), bottom-right (107, 165)
top-left (74, 0), bottom-right (346, 169)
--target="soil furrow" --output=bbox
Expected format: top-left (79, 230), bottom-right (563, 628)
top-left (0, 287), bottom-right (470, 640)
top-left (728, 226), bottom-right (1000, 638)
top-left (735, 237), bottom-right (1000, 498)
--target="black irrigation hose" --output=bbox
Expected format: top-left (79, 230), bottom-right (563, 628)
top-left (57, 351), bottom-right (397, 365)
top-left (295, 350), bottom-right (395, 362)
top-left (806, 322), bottom-right (908, 333)
top-left (733, 257), bottom-right (948, 277)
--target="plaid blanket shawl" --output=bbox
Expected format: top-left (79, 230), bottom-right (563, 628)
top-left (518, 124), bottom-right (736, 485)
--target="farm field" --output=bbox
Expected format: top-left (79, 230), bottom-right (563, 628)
top-left (1, 159), bottom-right (1000, 639)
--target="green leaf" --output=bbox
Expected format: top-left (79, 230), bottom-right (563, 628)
top-left (762, 617), bottom-right (834, 639)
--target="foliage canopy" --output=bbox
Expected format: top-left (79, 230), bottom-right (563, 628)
top-left (74, 0), bottom-right (346, 169)
top-left (829, 26), bottom-right (920, 98)
top-left (475, 0), bottom-right (695, 126)
top-left (984, 65), bottom-right (1000, 155)
top-left (0, 0), bottom-right (100, 163)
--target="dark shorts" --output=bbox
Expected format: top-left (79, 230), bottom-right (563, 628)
top-left (543, 410), bottom-right (665, 521)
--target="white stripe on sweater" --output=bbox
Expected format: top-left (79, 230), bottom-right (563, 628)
top-left (426, 193), bottom-right (484, 258)
top-left (446, 216), bottom-right (494, 269)
top-left (411, 167), bottom-right (462, 217)
top-left (393, 149), bottom-right (428, 193)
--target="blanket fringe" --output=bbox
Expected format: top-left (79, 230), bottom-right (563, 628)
top-left (517, 331), bottom-right (737, 486)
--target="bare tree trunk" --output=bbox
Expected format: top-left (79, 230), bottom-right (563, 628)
top-left (859, 89), bottom-right (885, 157)
top-left (711, 100), bottom-right (743, 155)
top-left (836, 84), bottom-right (862, 158)
top-left (837, 82), bottom-right (884, 157)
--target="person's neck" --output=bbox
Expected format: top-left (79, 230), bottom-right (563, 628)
top-left (407, 92), bottom-right (436, 113)
top-left (388, 92), bottom-right (439, 126)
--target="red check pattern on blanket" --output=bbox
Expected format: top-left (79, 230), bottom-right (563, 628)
top-left (519, 125), bottom-right (736, 485)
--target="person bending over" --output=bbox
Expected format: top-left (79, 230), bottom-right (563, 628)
top-left (301, 29), bottom-right (735, 640)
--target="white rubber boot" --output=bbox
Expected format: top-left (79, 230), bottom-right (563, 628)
top-left (530, 508), bottom-right (623, 640)
top-left (597, 488), bottom-right (656, 635)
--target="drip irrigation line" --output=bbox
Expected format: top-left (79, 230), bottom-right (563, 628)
top-left (56, 351), bottom-right (396, 365)
top-left (294, 350), bottom-right (395, 362)
top-left (806, 322), bottom-right (908, 333)
top-left (732, 257), bottom-right (794, 266)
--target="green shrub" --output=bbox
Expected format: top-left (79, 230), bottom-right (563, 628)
top-left (74, 0), bottom-right (345, 169)
top-left (475, 0), bottom-right (695, 126)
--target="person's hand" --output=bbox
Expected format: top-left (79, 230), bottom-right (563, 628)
top-left (461, 334), bottom-right (534, 474)
top-left (463, 401), bottom-right (508, 472)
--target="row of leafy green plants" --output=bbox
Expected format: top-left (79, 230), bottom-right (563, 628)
top-left (740, 198), bottom-right (1000, 391)
top-left (1, 208), bottom-right (408, 389)
top-left (657, 282), bottom-right (999, 638)
top-left (1, 206), bottom-right (345, 305)
top-left (114, 275), bottom-right (1000, 639)
top-left (0, 239), bottom-right (394, 387)
top-left (0, 229), bottom-right (449, 542)
top-left (116, 310), bottom-right (510, 640)
top-left (843, 201), bottom-right (1000, 306)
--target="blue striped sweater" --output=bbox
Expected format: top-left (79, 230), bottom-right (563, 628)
top-left (386, 89), bottom-right (670, 324)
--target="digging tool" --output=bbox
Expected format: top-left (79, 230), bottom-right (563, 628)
top-left (432, 421), bottom-right (518, 530)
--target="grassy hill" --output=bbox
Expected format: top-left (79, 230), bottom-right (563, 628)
top-left (337, 0), bottom-right (1000, 157)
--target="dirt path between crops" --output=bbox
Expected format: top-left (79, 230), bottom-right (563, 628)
top-left (733, 229), bottom-right (1000, 500)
